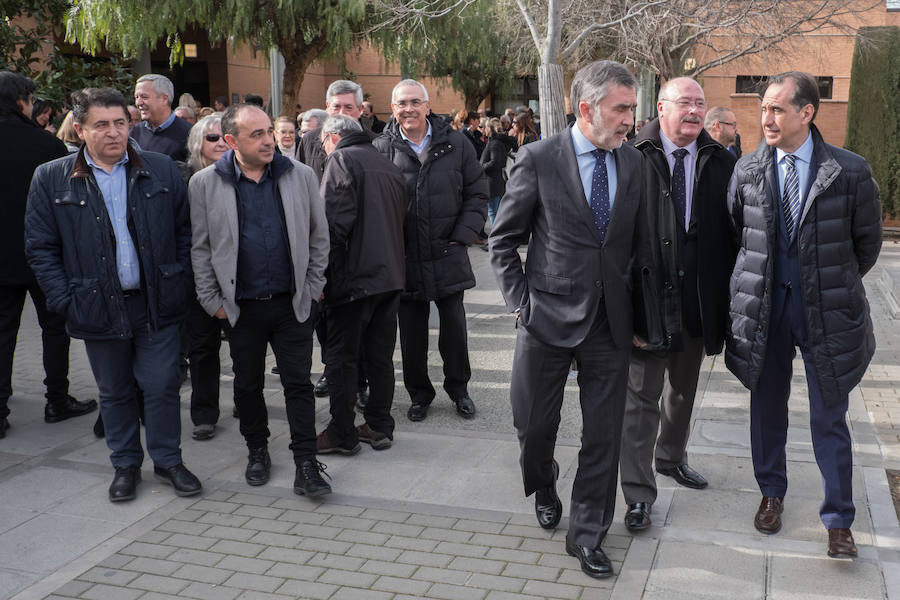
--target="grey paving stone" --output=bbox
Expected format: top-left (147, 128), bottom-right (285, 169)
top-left (123, 556), bottom-right (183, 576)
top-left (420, 526), bottom-right (473, 543)
top-left (317, 567), bottom-right (378, 588)
top-left (216, 555), bottom-right (275, 575)
top-left (768, 553), bottom-right (884, 599)
top-left (521, 578), bottom-right (583, 599)
top-left (345, 542), bottom-right (401, 561)
top-left (336, 529), bottom-right (391, 546)
top-left (172, 508), bottom-right (205, 522)
top-left (427, 582), bottom-right (488, 600)
top-left (358, 558), bottom-right (417, 578)
top-left (451, 518), bottom-right (508, 534)
top-left (412, 565), bottom-right (471, 585)
top-left (359, 508), bottom-right (412, 523)
top-left (136, 530), bottom-right (172, 544)
top-left (434, 541), bottom-right (491, 558)
top-left (484, 591), bottom-right (547, 600)
top-left (447, 555), bottom-right (507, 575)
top-left (234, 505), bottom-right (285, 520)
top-left (180, 581), bottom-right (242, 600)
top-left (313, 504), bottom-right (365, 517)
top-left (407, 513), bottom-right (458, 528)
top-left (120, 541), bottom-right (178, 559)
top-left (52, 579), bottom-right (93, 596)
top-left (96, 553), bottom-right (133, 569)
top-left (242, 517), bottom-right (294, 533)
top-left (297, 537), bottom-right (351, 554)
top-left (78, 566), bottom-right (140, 586)
top-left (371, 520), bottom-right (425, 537)
top-left (156, 519), bottom-right (210, 536)
top-left (385, 534), bottom-right (439, 552)
top-left (396, 549), bottom-right (453, 568)
top-left (372, 574), bottom-right (432, 595)
top-left (642, 540), bottom-right (764, 600)
top-left (191, 500), bottom-right (240, 514)
top-left (321, 514), bottom-right (377, 530)
top-left (329, 587), bottom-right (394, 600)
top-left (163, 533), bottom-right (218, 551)
top-left (235, 591), bottom-right (294, 600)
top-left (307, 552), bottom-right (366, 571)
top-left (274, 579), bottom-right (337, 599)
top-left (202, 524), bottom-right (259, 542)
top-left (501, 562), bottom-right (560, 581)
top-left (137, 592), bottom-right (185, 600)
top-left (81, 583), bottom-right (144, 600)
top-left (249, 531), bottom-right (304, 548)
top-left (288, 522), bottom-right (342, 539)
top-left (467, 573), bottom-right (527, 593)
top-left (257, 547), bottom-right (315, 564)
top-left (208, 539), bottom-right (267, 557)
top-left (229, 493), bottom-right (278, 507)
top-left (485, 546), bottom-right (540, 564)
top-left (198, 512), bottom-right (252, 527)
top-left (173, 563), bottom-right (235, 584)
top-left (167, 547), bottom-right (228, 567)
top-left (265, 563), bottom-right (324, 580)
top-left (129, 573), bottom-right (191, 594)
top-left (222, 572), bottom-right (284, 593)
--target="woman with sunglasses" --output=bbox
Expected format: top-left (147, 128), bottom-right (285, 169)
top-left (180, 113), bottom-right (231, 441)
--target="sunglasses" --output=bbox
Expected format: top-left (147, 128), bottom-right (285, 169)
top-left (205, 134), bottom-right (222, 142)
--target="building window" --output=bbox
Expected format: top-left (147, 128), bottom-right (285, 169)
top-left (735, 75), bottom-right (767, 94)
top-left (736, 75), bottom-right (833, 99)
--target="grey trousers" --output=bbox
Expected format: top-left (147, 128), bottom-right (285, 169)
top-left (510, 311), bottom-right (630, 550)
top-left (619, 334), bottom-right (706, 505)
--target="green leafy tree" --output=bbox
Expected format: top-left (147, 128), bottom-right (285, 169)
top-left (374, 0), bottom-right (516, 112)
top-left (66, 0), bottom-right (368, 115)
top-left (1, 0), bottom-right (134, 111)
top-left (845, 26), bottom-right (900, 218)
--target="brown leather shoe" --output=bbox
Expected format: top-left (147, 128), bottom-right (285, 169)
top-left (827, 528), bottom-right (857, 558)
top-left (754, 496), bottom-right (783, 534)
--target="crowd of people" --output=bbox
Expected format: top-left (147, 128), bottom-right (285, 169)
top-left (0, 58), bottom-right (882, 580)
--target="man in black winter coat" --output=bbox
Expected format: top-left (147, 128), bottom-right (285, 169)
top-left (315, 115), bottom-right (406, 455)
top-left (621, 78), bottom-right (737, 532)
top-left (0, 71), bottom-right (97, 438)
top-left (374, 79), bottom-right (488, 422)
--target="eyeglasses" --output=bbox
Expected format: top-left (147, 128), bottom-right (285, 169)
top-left (718, 121), bottom-right (737, 127)
top-left (661, 99), bottom-right (707, 110)
top-left (205, 134), bottom-right (222, 142)
top-left (393, 99), bottom-right (425, 109)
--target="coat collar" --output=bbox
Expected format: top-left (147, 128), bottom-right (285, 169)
top-left (69, 142), bottom-right (145, 180)
top-left (213, 149), bottom-right (294, 183)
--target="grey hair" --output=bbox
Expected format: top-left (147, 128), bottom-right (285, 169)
top-left (301, 108), bottom-right (328, 128)
top-left (704, 106), bottom-right (732, 129)
top-left (186, 113), bottom-right (223, 172)
top-left (136, 74), bottom-right (175, 106)
top-left (569, 60), bottom-right (637, 115)
top-left (326, 80), bottom-right (363, 107)
top-left (321, 114), bottom-right (363, 137)
top-left (175, 106), bottom-right (195, 120)
top-left (391, 79), bottom-right (430, 103)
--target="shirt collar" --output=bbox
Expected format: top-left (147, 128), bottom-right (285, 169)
top-left (233, 156), bottom-right (271, 183)
top-left (145, 111), bottom-right (177, 132)
top-left (659, 130), bottom-right (697, 158)
top-left (775, 131), bottom-right (813, 165)
top-left (570, 122), bottom-right (604, 157)
top-left (84, 148), bottom-right (129, 172)
top-left (399, 120), bottom-right (432, 145)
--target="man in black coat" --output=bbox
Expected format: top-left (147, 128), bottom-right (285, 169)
top-left (374, 79), bottom-right (488, 422)
top-left (620, 78), bottom-right (737, 532)
top-left (727, 72), bottom-right (881, 558)
top-left (315, 115), bottom-right (406, 455)
top-left (0, 71), bottom-right (97, 438)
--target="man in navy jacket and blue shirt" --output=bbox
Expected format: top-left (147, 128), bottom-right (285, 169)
top-left (25, 87), bottom-right (201, 502)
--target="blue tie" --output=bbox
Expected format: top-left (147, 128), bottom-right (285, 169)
top-left (671, 148), bottom-right (688, 231)
top-left (590, 149), bottom-right (611, 240)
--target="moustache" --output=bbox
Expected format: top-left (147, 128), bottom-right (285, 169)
top-left (681, 116), bottom-right (701, 124)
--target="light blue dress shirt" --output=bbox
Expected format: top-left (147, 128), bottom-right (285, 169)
top-left (84, 150), bottom-right (141, 290)
top-left (140, 110), bottom-right (177, 133)
top-left (401, 121), bottom-right (433, 156)
top-left (570, 124), bottom-right (617, 210)
top-left (776, 132), bottom-right (813, 205)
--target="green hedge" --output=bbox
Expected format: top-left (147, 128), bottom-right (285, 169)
top-left (845, 26), bottom-right (900, 218)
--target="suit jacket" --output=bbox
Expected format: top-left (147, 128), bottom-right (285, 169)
top-left (489, 125), bottom-right (647, 349)
top-left (188, 150), bottom-right (329, 327)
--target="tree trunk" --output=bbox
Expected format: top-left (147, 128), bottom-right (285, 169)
top-left (278, 34), bottom-right (329, 117)
top-left (538, 63), bottom-right (566, 138)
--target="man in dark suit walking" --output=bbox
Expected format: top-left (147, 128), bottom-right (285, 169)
top-left (490, 60), bottom-right (647, 579)
top-left (727, 71), bottom-right (881, 558)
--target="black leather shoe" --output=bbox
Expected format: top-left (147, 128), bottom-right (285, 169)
top-left (109, 466), bottom-right (141, 502)
top-left (153, 463), bottom-right (202, 497)
top-left (355, 389), bottom-right (369, 412)
top-left (314, 375), bottom-right (329, 397)
top-left (535, 460), bottom-right (562, 529)
top-left (454, 395), bottom-right (476, 419)
top-left (566, 539), bottom-right (614, 579)
top-left (625, 502), bottom-right (652, 531)
top-left (294, 459), bottom-right (332, 498)
top-left (407, 403), bottom-right (429, 422)
top-left (245, 447), bottom-right (271, 486)
top-left (0, 417), bottom-right (8, 439)
top-left (656, 463), bottom-right (708, 489)
top-left (44, 395), bottom-right (98, 423)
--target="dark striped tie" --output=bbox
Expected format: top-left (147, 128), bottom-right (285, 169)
top-left (782, 154), bottom-right (801, 240)
top-left (590, 149), bottom-right (611, 240)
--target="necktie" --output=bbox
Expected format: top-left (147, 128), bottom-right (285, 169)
top-left (782, 154), bottom-right (801, 240)
top-left (589, 149), bottom-right (611, 240)
top-left (671, 148), bottom-right (688, 231)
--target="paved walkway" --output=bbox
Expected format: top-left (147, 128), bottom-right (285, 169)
top-left (1, 243), bottom-right (899, 600)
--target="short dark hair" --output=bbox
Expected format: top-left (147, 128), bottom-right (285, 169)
top-left (767, 71), bottom-right (819, 121)
top-left (0, 70), bottom-right (36, 117)
top-left (244, 93), bottom-right (264, 107)
top-left (221, 103), bottom-right (262, 137)
top-left (214, 95), bottom-right (228, 107)
top-left (32, 98), bottom-right (56, 124)
top-left (71, 88), bottom-right (129, 125)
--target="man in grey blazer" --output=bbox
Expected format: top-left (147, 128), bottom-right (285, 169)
top-left (189, 104), bottom-right (331, 497)
top-left (490, 60), bottom-right (647, 579)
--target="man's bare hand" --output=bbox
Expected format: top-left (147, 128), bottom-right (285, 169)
top-left (215, 307), bottom-right (227, 319)
top-left (633, 335), bottom-right (648, 348)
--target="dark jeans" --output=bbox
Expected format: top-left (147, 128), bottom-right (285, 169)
top-left (83, 293), bottom-right (182, 469)
top-left (324, 291), bottom-right (400, 445)
top-left (0, 283), bottom-right (71, 419)
top-left (227, 295), bottom-right (317, 461)
top-left (315, 306), bottom-right (368, 389)
top-left (184, 299), bottom-right (223, 426)
top-left (398, 291), bottom-right (471, 404)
